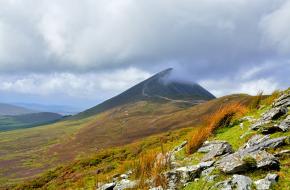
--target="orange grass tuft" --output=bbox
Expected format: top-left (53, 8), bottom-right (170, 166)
top-left (186, 103), bottom-right (248, 154)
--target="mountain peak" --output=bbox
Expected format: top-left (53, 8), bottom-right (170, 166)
top-left (75, 68), bottom-right (215, 119)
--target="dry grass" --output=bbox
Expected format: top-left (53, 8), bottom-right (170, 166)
top-left (262, 90), bottom-right (280, 106)
top-left (250, 90), bottom-right (264, 110)
top-left (186, 103), bottom-right (248, 154)
top-left (131, 151), bottom-right (170, 189)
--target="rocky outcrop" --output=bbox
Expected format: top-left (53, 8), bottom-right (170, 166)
top-left (197, 140), bottom-right (233, 161)
top-left (215, 175), bottom-right (252, 190)
top-left (254, 173), bottom-right (279, 190)
top-left (99, 182), bottom-right (116, 190)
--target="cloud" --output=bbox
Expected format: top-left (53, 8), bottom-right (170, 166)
top-left (0, 0), bottom-right (289, 105)
top-left (0, 67), bottom-right (150, 99)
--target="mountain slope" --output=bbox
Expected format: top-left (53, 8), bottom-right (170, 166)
top-left (0, 112), bottom-right (63, 131)
top-left (0, 103), bottom-right (37, 116)
top-left (75, 68), bottom-right (215, 119)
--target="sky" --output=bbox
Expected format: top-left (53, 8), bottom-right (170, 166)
top-left (0, 0), bottom-right (290, 109)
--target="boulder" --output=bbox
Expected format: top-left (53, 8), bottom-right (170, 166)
top-left (113, 179), bottom-right (136, 190)
top-left (273, 93), bottom-right (290, 107)
top-left (215, 175), bottom-right (253, 190)
top-left (201, 166), bottom-right (215, 177)
top-left (164, 165), bottom-right (202, 188)
top-left (241, 135), bottom-right (270, 149)
top-left (254, 173), bottom-right (279, 190)
top-left (231, 175), bottom-right (252, 190)
top-left (251, 106), bottom-right (288, 130)
top-left (218, 136), bottom-right (286, 174)
top-left (278, 115), bottom-right (290, 132)
top-left (249, 150), bottom-right (279, 169)
top-left (198, 141), bottom-right (233, 161)
top-left (99, 182), bottom-right (116, 190)
top-left (215, 179), bottom-right (232, 190)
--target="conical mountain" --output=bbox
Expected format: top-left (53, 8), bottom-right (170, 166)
top-left (76, 68), bottom-right (215, 119)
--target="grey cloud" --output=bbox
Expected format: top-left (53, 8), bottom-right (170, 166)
top-left (0, 0), bottom-right (289, 104)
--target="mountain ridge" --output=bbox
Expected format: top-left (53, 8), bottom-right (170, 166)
top-left (75, 68), bottom-right (215, 119)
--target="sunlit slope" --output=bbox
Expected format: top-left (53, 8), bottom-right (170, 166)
top-left (0, 94), bottom-right (252, 184)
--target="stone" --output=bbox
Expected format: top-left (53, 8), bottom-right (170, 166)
top-left (255, 173), bottom-right (279, 190)
top-left (262, 106), bottom-right (288, 121)
top-left (249, 150), bottom-right (279, 169)
top-left (172, 141), bottom-right (187, 152)
top-left (149, 186), bottom-right (163, 190)
top-left (241, 135), bottom-right (270, 149)
top-left (198, 160), bottom-right (215, 169)
top-left (231, 175), bottom-right (252, 190)
top-left (278, 115), bottom-right (290, 132)
top-left (99, 182), bottom-right (116, 190)
top-left (218, 136), bottom-right (286, 174)
top-left (165, 165), bottom-right (202, 186)
top-left (215, 179), bottom-right (232, 190)
top-left (198, 141), bottom-right (233, 161)
top-left (250, 106), bottom-right (288, 130)
top-left (273, 93), bottom-right (290, 107)
top-left (113, 179), bottom-right (136, 190)
top-left (201, 166), bottom-right (215, 177)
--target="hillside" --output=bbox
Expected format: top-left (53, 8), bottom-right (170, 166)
top-left (13, 89), bottom-right (289, 190)
top-left (0, 103), bottom-right (37, 116)
top-left (75, 68), bottom-right (215, 119)
top-left (0, 112), bottom-right (63, 131)
top-left (0, 94), bottom-right (253, 188)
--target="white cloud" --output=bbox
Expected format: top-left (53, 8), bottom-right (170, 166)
top-left (0, 67), bottom-right (150, 99)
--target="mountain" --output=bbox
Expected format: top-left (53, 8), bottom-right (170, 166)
top-left (14, 103), bottom-right (83, 115)
top-left (0, 103), bottom-right (37, 116)
top-left (76, 68), bottom-right (215, 119)
top-left (0, 112), bottom-right (63, 131)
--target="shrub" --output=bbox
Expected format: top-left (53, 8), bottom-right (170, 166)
top-left (186, 103), bottom-right (248, 155)
top-left (250, 90), bottom-right (263, 110)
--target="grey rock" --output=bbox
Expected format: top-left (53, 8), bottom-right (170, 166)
top-left (198, 160), bottom-right (215, 169)
top-left (278, 115), bottom-right (290, 132)
top-left (262, 106), bottom-right (288, 121)
top-left (201, 166), bottom-right (215, 177)
top-left (273, 93), bottom-right (290, 107)
top-left (99, 182), bottom-right (116, 190)
top-left (251, 106), bottom-right (288, 130)
top-left (255, 173), bottom-right (279, 190)
top-left (172, 141), bottom-right (187, 152)
top-left (249, 150), bottom-right (279, 169)
top-left (231, 175), bottom-right (252, 190)
top-left (215, 179), bottom-right (232, 190)
top-left (218, 136), bottom-right (286, 173)
top-left (198, 141), bottom-right (233, 161)
top-left (113, 179), bottom-right (136, 190)
top-left (205, 174), bottom-right (217, 182)
top-left (165, 165), bottom-right (202, 187)
top-left (241, 135), bottom-right (270, 149)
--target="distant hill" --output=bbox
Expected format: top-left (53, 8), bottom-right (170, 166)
top-left (0, 112), bottom-right (63, 131)
top-left (14, 103), bottom-right (82, 115)
top-left (75, 68), bottom-right (215, 119)
top-left (0, 103), bottom-right (37, 116)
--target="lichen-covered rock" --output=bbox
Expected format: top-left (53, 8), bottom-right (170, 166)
top-left (198, 160), bottom-right (215, 169)
top-left (198, 141), bottom-right (233, 161)
top-left (278, 115), bottom-right (290, 132)
top-left (218, 136), bottom-right (286, 174)
top-left (231, 175), bottom-right (252, 190)
top-left (201, 166), bottom-right (215, 177)
top-left (250, 106), bottom-right (288, 130)
top-left (254, 173), bottom-right (279, 190)
top-left (273, 93), bottom-right (290, 107)
top-left (113, 179), bottom-right (136, 190)
top-left (241, 135), bottom-right (270, 149)
top-left (215, 175), bottom-right (252, 190)
top-left (164, 165), bottom-right (202, 189)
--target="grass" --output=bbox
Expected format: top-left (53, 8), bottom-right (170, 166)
top-left (185, 103), bottom-right (248, 154)
top-left (0, 94), bottom-right (255, 189)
